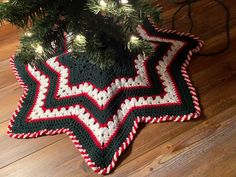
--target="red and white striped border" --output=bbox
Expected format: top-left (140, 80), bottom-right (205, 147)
top-left (7, 24), bottom-right (203, 174)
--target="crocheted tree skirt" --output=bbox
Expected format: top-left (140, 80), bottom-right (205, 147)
top-left (8, 20), bottom-right (203, 174)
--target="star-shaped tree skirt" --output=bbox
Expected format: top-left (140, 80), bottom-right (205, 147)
top-left (7, 20), bottom-right (203, 174)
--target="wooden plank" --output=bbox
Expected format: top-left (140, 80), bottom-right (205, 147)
top-left (108, 105), bottom-right (236, 177)
top-left (0, 60), bottom-right (19, 89)
top-left (0, 23), bottom-right (21, 61)
top-left (0, 135), bottom-right (89, 177)
top-left (0, 121), bottom-right (67, 169)
top-left (189, 27), bottom-right (236, 82)
top-left (0, 83), bottom-right (22, 123)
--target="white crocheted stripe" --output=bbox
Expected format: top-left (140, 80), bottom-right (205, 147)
top-left (27, 37), bottom-right (183, 146)
top-left (46, 54), bottom-right (150, 107)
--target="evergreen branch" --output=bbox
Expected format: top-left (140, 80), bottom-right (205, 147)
top-left (1, 0), bottom-right (162, 69)
top-left (0, 0), bottom-right (46, 28)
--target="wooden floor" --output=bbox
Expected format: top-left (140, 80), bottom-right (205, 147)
top-left (0, 1), bottom-right (236, 176)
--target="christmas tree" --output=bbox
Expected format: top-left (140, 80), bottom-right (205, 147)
top-left (0, 0), bottom-right (161, 68)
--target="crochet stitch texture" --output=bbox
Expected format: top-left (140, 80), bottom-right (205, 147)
top-left (7, 20), bottom-right (203, 175)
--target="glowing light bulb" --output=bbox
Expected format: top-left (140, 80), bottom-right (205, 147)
top-left (35, 44), bottom-right (44, 54)
top-left (75, 34), bottom-right (86, 44)
top-left (25, 32), bottom-right (33, 37)
top-left (120, 0), bottom-right (128, 4)
top-left (99, 0), bottom-right (107, 7)
top-left (130, 35), bottom-right (139, 44)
